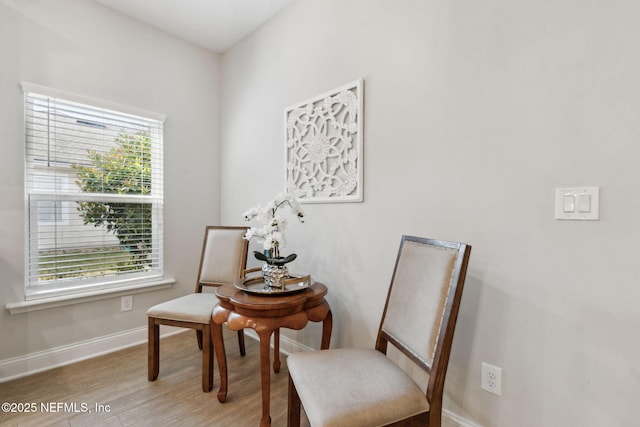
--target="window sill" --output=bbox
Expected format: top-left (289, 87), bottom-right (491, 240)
top-left (5, 278), bottom-right (175, 314)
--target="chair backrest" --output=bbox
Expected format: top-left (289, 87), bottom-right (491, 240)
top-left (195, 226), bottom-right (249, 292)
top-left (376, 236), bottom-right (471, 408)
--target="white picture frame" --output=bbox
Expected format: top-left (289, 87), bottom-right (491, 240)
top-left (284, 79), bottom-right (363, 203)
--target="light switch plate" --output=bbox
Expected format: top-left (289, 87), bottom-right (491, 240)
top-left (555, 187), bottom-right (599, 220)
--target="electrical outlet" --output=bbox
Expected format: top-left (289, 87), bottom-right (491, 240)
top-left (120, 295), bottom-right (133, 312)
top-left (481, 362), bottom-right (502, 396)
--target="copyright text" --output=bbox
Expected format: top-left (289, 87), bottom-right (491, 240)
top-left (2, 402), bottom-right (111, 413)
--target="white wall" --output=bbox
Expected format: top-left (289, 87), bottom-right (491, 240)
top-left (220, 0), bottom-right (640, 425)
top-left (0, 0), bottom-right (220, 362)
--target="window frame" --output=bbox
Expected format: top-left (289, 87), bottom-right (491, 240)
top-left (22, 82), bottom-right (166, 301)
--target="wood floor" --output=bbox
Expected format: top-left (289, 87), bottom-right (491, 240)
top-left (0, 329), bottom-right (310, 427)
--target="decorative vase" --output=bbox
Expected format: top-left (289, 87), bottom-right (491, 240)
top-left (261, 263), bottom-right (289, 288)
top-left (253, 249), bottom-right (297, 289)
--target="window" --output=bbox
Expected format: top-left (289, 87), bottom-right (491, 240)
top-left (23, 83), bottom-right (165, 300)
top-left (35, 173), bottom-right (69, 225)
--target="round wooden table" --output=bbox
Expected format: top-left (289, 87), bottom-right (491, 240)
top-left (211, 281), bottom-right (332, 427)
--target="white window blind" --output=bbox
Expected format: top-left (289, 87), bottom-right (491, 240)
top-left (23, 84), bottom-right (165, 300)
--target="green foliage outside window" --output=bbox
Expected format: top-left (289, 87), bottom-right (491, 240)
top-left (72, 132), bottom-right (152, 268)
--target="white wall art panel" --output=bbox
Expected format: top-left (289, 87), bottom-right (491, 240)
top-left (285, 79), bottom-right (363, 203)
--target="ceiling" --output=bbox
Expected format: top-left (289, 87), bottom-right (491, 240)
top-left (93, 0), bottom-right (296, 53)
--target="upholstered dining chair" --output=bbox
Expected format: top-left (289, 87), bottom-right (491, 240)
top-left (287, 235), bottom-right (471, 427)
top-left (147, 225), bottom-right (249, 392)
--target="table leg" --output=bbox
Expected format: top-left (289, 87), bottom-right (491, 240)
top-left (210, 320), bottom-right (228, 403)
top-left (321, 308), bottom-right (333, 350)
top-left (273, 328), bottom-right (281, 373)
top-left (258, 328), bottom-right (273, 427)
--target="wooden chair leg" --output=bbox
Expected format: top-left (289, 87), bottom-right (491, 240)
top-left (287, 374), bottom-right (301, 427)
top-left (148, 317), bottom-right (159, 381)
top-left (202, 324), bottom-right (214, 392)
top-left (196, 329), bottom-right (203, 350)
top-left (237, 330), bottom-right (246, 356)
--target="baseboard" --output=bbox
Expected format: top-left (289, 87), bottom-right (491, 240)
top-left (0, 325), bottom-right (183, 383)
top-left (242, 329), bottom-right (315, 355)
top-left (443, 408), bottom-right (484, 427)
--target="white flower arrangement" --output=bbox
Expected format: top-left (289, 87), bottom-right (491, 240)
top-left (243, 192), bottom-right (305, 265)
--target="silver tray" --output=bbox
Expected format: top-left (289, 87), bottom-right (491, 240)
top-left (235, 274), bottom-right (311, 295)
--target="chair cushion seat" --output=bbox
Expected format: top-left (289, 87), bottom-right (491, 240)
top-left (147, 293), bottom-right (217, 323)
top-left (288, 348), bottom-right (429, 427)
